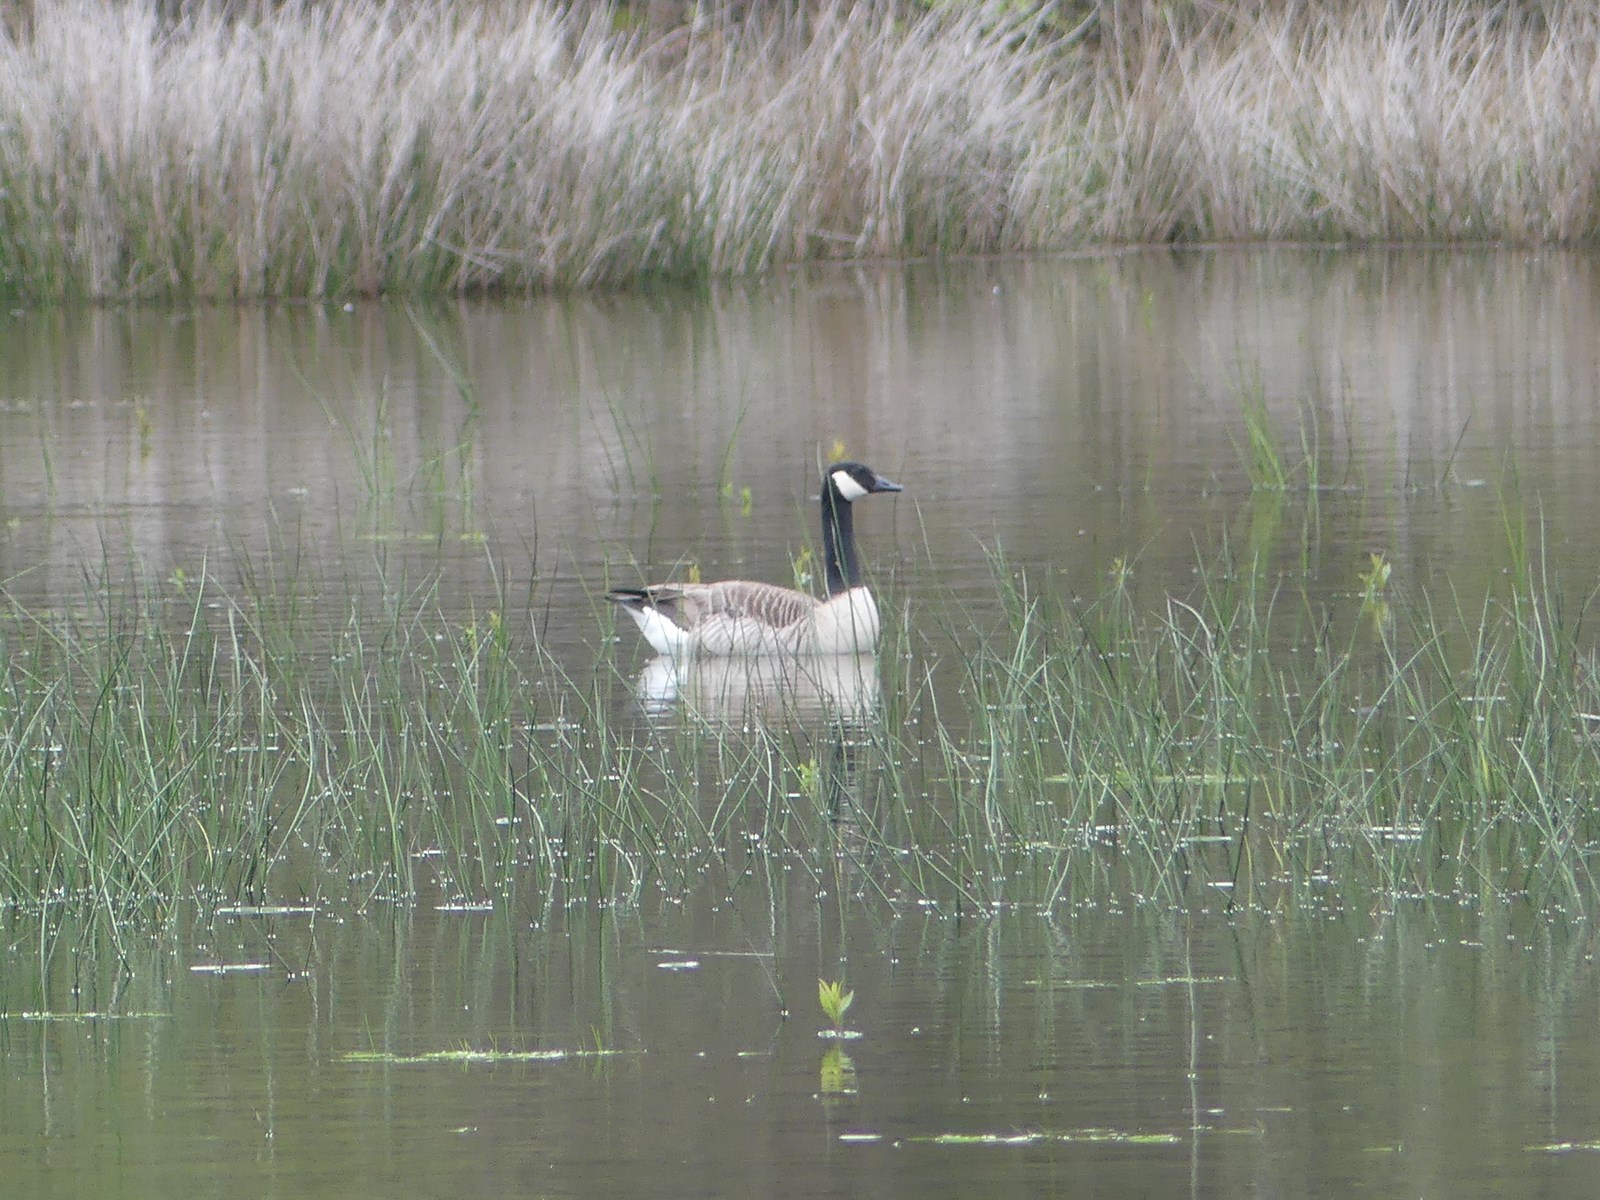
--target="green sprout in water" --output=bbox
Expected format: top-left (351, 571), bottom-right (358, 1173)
top-left (797, 757), bottom-right (819, 803)
top-left (463, 609), bottom-right (503, 653)
top-left (1358, 552), bottom-right (1391, 603)
top-left (718, 479), bottom-right (754, 516)
top-left (791, 544), bottom-right (814, 591)
top-left (1358, 552), bottom-right (1393, 635)
top-left (1239, 389), bottom-right (1291, 491)
top-left (818, 978), bottom-right (854, 1033)
top-left (1108, 555), bottom-right (1132, 591)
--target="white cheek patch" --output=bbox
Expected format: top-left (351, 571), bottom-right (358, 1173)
top-left (830, 469), bottom-right (869, 502)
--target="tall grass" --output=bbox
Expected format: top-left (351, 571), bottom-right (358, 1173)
top-left (904, 546), bottom-right (1600, 916)
top-left (3, 0), bottom-right (1600, 299)
top-left (4, 534), bottom-right (1600, 962)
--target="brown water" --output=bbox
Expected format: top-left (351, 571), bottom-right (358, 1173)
top-left (8, 899), bottom-right (1599, 1198)
top-left (6, 249), bottom-right (1600, 1196)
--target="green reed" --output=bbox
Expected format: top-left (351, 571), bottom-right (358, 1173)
top-left (3, 530), bottom-right (1600, 959)
top-left (915, 543), bottom-right (1600, 914)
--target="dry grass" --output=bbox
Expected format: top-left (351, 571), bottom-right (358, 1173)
top-left (1078, 1), bottom-right (1600, 244)
top-left (0, 0), bottom-right (1598, 298)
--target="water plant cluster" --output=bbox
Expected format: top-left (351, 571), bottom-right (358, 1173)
top-left (4, 0), bottom-right (1600, 299)
top-left (2, 533), bottom-right (1598, 964)
top-left (933, 548), bottom-right (1600, 914)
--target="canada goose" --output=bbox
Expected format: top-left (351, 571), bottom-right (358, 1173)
top-left (606, 461), bottom-right (902, 656)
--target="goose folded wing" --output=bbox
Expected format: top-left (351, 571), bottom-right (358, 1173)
top-left (682, 580), bottom-right (819, 632)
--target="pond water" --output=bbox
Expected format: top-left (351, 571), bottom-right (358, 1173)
top-left (6, 249), bottom-right (1600, 1196)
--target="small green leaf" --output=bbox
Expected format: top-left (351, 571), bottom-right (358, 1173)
top-left (818, 978), bottom-right (855, 1028)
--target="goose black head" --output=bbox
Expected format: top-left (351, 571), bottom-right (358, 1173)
top-left (825, 461), bottom-right (903, 503)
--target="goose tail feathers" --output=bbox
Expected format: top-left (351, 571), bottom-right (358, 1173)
top-left (606, 587), bottom-right (691, 656)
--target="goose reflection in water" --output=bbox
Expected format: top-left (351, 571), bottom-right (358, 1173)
top-left (627, 652), bottom-right (880, 820)
top-left (631, 652), bottom-right (882, 726)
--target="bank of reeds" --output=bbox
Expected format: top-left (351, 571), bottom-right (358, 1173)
top-left (4, 0), bottom-right (1600, 299)
top-left (3, 541), bottom-right (1600, 957)
top-left (906, 548), bottom-right (1600, 916)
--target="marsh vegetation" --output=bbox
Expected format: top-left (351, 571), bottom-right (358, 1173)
top-left (4, 520), bottom-right (1597, 964)
top-left (5, 252), bottom-right (1600, 960)
top-left (5, 0), bottom-right (1600, 298)
top-left (6, 254), bottom-right (1600, 1197)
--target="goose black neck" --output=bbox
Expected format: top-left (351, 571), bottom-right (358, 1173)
top-left (820, 486), bottom-right (859, 596)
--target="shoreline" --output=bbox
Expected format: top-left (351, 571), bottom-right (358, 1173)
top-left (2, 0), bottom-right (1596, 300)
